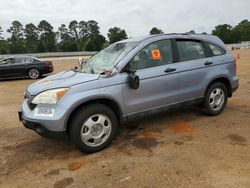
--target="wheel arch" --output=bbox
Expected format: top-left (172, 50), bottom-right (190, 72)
top-left (65, 97), bottom-right (125, 134)
top-left (27, 67), bottom-right (41, 76)
top-left (205, 77), bottom-right (232, 97)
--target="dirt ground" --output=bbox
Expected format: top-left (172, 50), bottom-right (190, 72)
top-left (0, 51), bottom-right (250, 188)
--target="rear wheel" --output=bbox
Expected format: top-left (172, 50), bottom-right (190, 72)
top-left (70, 104), bottom-right (118, 153)
top-left (204, 82), bottom-right (228, 116)
top-left (28, 68), bottom-right (40, 79)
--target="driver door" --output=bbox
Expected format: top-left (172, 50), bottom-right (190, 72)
top-left (121, 39), bottom-right (180, 119)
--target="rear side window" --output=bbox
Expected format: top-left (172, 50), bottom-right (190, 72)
top-left (15, 58), bottom-right (26, 64)
top-left (208, 43), bottom-right (226, 56)
top-left (177, 40), bottom-right (206, 62)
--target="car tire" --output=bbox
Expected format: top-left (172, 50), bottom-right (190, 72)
top-left (204, 82), bottom-right (228, 116)
top-left (28, 68), bottom-right (40, 79)
top-left (69, 104), bottom-right (118, 153)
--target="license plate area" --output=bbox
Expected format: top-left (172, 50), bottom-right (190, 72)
top-left (34, 108), bottom-right (54, 118)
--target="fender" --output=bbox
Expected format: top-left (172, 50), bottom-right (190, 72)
top-left (63, 94), bottom-right (126, 130)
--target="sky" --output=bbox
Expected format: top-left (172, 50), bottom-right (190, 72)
top-left (0, 0), bottom-right (249, 38)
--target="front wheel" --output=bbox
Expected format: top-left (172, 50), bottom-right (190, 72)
top-left (204, 82), bottom-right (228, 116)
top-left (69, 104), bottom-right (118, 153)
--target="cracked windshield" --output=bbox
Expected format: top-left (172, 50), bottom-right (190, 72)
top-left (80, 42), bottom-right (138, 74)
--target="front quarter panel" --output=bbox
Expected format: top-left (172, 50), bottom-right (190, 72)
top-left (59, 72), bottom-right (124, 130)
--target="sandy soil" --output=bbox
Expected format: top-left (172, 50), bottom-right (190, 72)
top-left (0, 51), bottom-right (250, 188)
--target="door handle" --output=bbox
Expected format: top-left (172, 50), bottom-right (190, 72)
top-left (204, 61), bottom-right (213, 66)
top-left (164, 68), bottom-right (176, 73)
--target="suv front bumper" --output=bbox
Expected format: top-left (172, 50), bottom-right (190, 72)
top-left (18, 108), bottom-right (68, 140)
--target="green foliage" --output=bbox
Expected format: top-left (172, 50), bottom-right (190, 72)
top-left (235, 20), bottom-right (250, 42)
top-left (212, 24), bottom-right (233, 43)
top-left (149, 27), bottom-right (164, 35)
top-left (24, 23), bottom-right (39, 53)
top-left (85, 34), bottom-right (106, 51)
top-left (83, 20), bottom-right (106, 51)
top-left (1, 19), bottom-right (250, 54)
top-left (58, 20), bottom-right (106, 51)
top-left (107, 27), bottom-right (128, 44)
top-left (0, 40), bottom-right (8, 54)
top-left (37, 20), bottom-right (57, 52)
top-left (0, 26), bottom-right (3, 40)
top-left (58, 24), bottom-right (78, 52)
top-left (7, 21), bottom-right (25, 54)
top-left (212, 20), bottom-right (250, 43)
top-left (0, 26), bottom-right (8, 54)
top-left (68, 20), bottom-right (81, 50)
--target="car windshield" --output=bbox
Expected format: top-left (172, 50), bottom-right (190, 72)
top-left (80, 42), bottom-right (138, 74)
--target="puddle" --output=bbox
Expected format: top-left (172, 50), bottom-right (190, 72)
top-left (171, 120), bottom-right (193, 133)
top-left (132, 138), bottom-right (159, 152)
top-left (68, 161), bottom-right (84, 171)
top-left (54, 177), bottom-right (74, 188)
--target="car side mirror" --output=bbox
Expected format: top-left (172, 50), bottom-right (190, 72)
top-left (128, 71), bottom-right (140, 89)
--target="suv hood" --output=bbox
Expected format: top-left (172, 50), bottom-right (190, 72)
top-left (27, 70), bottom-right (99, 95)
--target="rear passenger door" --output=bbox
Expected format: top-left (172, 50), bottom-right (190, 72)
top-left (176, 39), bottom-right (214, 102)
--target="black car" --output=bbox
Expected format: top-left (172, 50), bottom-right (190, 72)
top-left (0, 57), bottom-right (54, 79)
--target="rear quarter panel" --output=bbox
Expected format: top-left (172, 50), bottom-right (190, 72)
top-left (178, 53), bottom-right (234, 102)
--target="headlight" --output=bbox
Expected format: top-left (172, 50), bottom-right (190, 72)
top-left (32, 88), bottom-right (69, 104)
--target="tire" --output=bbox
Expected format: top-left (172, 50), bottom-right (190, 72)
top-left (28, 68), bottom-right (40, 79)
top-left (204, 82), bottom-right (228, 116)
top-left (69, 104), bottom-right (118, 153)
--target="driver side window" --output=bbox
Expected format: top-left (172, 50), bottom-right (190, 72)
top-left (129, 39), bottom-right (173, 71)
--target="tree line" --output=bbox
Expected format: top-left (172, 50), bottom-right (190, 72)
top-left (211, 20), bottom-right (250, 44)
top-left (0, 19), bottom-right (249, 54)
top-left (0, 20), bottom-right (129, 54)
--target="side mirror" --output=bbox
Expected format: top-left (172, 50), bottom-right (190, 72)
top-left (128, 71), bottom-right (140, 89)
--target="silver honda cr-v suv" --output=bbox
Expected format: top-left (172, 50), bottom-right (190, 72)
top-left (19, 34), bottom-right (239, 153)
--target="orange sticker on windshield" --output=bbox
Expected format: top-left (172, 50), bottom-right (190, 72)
top-left (151, 49), bottom-right (161, 60)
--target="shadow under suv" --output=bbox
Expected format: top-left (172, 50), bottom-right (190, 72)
top-left (19, 34), bottom-right (239, 153)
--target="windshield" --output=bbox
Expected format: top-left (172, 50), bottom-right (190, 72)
top-left (80, 42), bottom-right (138, 74)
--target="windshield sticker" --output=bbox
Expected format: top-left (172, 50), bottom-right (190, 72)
top-left (151, 49), bottom-right (161, 60)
